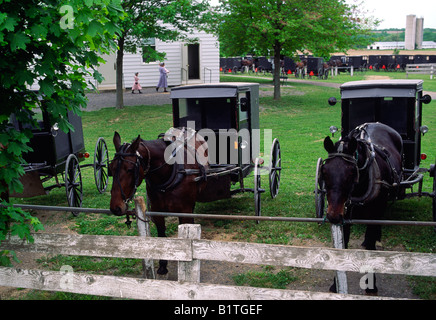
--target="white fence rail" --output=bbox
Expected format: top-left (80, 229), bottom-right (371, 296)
top-left (1, 226), bottom-right (436, 300)
top-left (1, 197), bottom-right (435, 300)
top-left (406, 64), bottom-right (436, 79)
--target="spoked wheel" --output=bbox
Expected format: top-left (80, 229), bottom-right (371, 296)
top-left (432, 175), bottom-right (436, 230)
top-left (65, 154), bottom-right (83, 216)
top-left (254, 157), bottom-right (262, 224)
top-left (315, 157), bottom-right (326, 220)
top-left (94, 137), bottom-right (109, 193)
top-left (430, 162), bottom-right (436, 229)
top-left (269, 138), bottom-right (281, 199)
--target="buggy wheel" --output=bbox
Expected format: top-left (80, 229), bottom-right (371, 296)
top-left (269, 138), bottom-right (281, 199)
top-left (94, 137), bottom-right (109, 193)
top-left (315, 157), bottom-right (326, 219)
top-left (254, 157), bottom-right (262, 223)
top-left (431, 163), bottom-right (436, 228)
top-left (65, 154), bottom-right (83, 216)
top-left (433, 175), bottom-right (436, 229)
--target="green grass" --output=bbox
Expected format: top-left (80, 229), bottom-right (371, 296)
top-left (11, 72), bottom-right (436, 299)
top-left (233, 266), bottom-right (297, 289)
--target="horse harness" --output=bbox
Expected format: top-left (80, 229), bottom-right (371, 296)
top-left (323, 124), bottom-right (401, 208)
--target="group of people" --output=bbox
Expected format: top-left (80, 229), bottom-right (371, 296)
top-left (131, 62), bottom-right (170, 94)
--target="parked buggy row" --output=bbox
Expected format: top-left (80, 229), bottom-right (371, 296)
top-left (220, 54), bottom-right (436, 77)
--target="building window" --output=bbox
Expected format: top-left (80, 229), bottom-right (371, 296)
top-left (142, 38), bottom-right (157, 63)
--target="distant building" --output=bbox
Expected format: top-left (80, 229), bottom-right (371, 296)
top-left (96, 29), bottom-right (220, 90)
top-left (367, 42), bottom-right (405, 50)
top-left (29, 29), bottom-right (220, 91)
top-left (405, 15), bottom-right (424, 50)
top-left (367, 41), bottom-right (436, 50)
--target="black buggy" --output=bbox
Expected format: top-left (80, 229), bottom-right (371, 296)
top-left (9, 97), bottom-right (110, 215)
top-left (170, 83), bottom-right (281, 219)
top-left (315, 80), bottom-right (435, 222)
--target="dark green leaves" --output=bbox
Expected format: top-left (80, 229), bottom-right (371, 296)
top-left (0, 0), bottom-right (124, 266)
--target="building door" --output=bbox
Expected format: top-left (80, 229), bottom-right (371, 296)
top-left (188, 44), bottom-right (200, 80)
top-left (97, 53), bottom-right (117, 89)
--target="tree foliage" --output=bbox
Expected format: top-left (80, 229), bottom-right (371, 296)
top-left (217, 0), bottom-right (378, 99)
top-left (0, 0), bottom-right (124, 265)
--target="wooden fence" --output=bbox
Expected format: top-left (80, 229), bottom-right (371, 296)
top-left (406, 63), bottom-right (436, 79)
top-left (1, 198), bottom-right (436, 300)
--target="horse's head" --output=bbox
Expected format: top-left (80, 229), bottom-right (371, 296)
top-left (322, 136), bottom-right (359, 224)
top-left (109, 132), bottom-right (149, 216)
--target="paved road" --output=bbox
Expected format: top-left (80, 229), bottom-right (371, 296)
top-left (85, 87), bottom-right (171, 111)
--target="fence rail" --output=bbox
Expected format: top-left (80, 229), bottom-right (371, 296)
top-left (1, 228), bottom-right (436, 299)
top-left (6, 203), bottom-right (436, 227)
top-left (406, 63), bottom-right (436, 79)
top-left (1, 197), bottom-right (436, 300)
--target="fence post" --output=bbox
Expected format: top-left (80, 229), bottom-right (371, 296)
top-left (178, 224), bottom-right (201, 282)
top-left (331, 224), bottom-right (348, 294)
top-left (134, 196), bottom-right (156, 279)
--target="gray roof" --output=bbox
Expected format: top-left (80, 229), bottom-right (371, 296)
top-left (170, 82), bottom-right (259, 99)
top-left (340, 80), bottom-right (423, 99)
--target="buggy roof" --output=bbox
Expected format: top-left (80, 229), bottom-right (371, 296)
top-left (340, 80), bottom-right (423, 99)
top-left (170, 82), bottom-right (259, 99)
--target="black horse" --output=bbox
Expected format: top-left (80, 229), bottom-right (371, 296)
top-left (322, 122), bottom-right (403, 294)
top-left (109, 130), bottom-right (209, 275)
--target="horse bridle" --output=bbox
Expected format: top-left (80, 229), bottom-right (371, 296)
top-left (112, 142), bottom-right (151, 207)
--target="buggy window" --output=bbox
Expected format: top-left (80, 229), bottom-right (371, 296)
top-left (8, 107), bottom-right (47, 132)
top-left (344, 97), bottom-right (415, 139)
top-left (177, 98), bottom-right (234, 131)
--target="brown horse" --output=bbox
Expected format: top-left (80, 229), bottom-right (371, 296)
top-left (109, 129), bottom-right (209, 275)
top-left (322, 122), bottom-right (403, 294)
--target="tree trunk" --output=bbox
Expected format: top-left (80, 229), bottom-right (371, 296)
top-left (273, 43), bottom-right (281, 100)
top-left (116, 36), bottom-right (125, 109)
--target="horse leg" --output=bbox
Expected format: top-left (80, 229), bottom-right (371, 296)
top-left (361, 224), bottom-right (381, 250)
top-left (179, 217), bottom-right (194, 225)
top-left (152, 216), bottom-right (169, 275)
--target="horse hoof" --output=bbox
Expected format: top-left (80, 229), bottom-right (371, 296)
top-left (365, 288), bottom-right (378, 296)
top-left (329, 283), bottom-right (337, 293)
top-left (157, 266), bottom-right (168, 276)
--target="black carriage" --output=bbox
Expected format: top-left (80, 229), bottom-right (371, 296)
top-left (306, 57), bottom-right (329, 79)
top-left (220, 57), bottom-right (242, 73)
top-left (414, 55), bottom-right (436, 65)
top-left (170, 83), bottom-right (281, 219)
top-left (316, 80), bottom-right (435, 222)
top-left (9, 98), bottom-right (109, 215)
top-left (348, 56), bottom-right (369, 71)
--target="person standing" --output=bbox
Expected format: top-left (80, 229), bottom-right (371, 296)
top-left (132, 72), bottom-right (142, 94)
top-left (156, 62), bottom-right (170, 92)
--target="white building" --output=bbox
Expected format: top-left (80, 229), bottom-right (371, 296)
top-left (95, 30), bottom-right (220, 90)
top-left (367, 41), bottom-right (436, 50)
